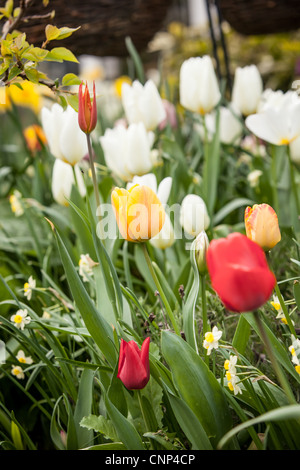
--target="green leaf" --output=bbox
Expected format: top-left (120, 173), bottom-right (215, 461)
top-left (48, 221), bottom-right (117, 367)
top-left (166, 393), bottom-right (213, 450)
top-left (45, 47), bottom-right (79, 63)
top-left (213, 198), bottom-right (254, 226)
top-left (232, 314), bottom-right (251, 355)
top-left (97, 382), bottom-right (145, 450)
top-left (62, 72), bottom-right (82, 87)
top-left (80, 414), bottom-right (118, 441)
top-left (161, 330), bottom-right (233, 448)
top-left (182, 240), bottom-right (200, 351)
top-left (74, 369), bottom-right (95, 449)
top-left (218, 404), bottom-right (300, 449)
top-left (244, 313), bottom-right (300, 383)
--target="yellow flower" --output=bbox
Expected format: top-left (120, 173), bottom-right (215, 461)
top-left (114, 75), bottom-right (132, 98)
top-left (1, 81), bottom-right (42, 114)
top-left (111, 185), bottom-right (165, 243)
top-left (23, 125), bottom-right (47, 153)
top-left (244, 203), bottom-right (281, 250)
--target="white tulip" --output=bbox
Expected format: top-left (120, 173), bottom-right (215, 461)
top-left (100, 122), bottom-right (155, 181)
top-left (199, 104), bottom-right (243, 145)
top-left (180, 194), bottom-right (210, 238)
top-left (41, 104), bottom-right (88, 165)
top-left (52, 159), bottom-right (86, 206)
top-left (290, 135), bottom-right (300, 163)
top-left (121, 79), bottom-right (166, 131)
top-left (258, 88), bottom-right (299, 112)
top-left (179, 55), bottom-right (221, 114)
top-left (232, 65), bottom-right (263, 116)
top-left (127, 173), bottom-right (174, 249)
top-left (246, 97), bottom-right (300, 146)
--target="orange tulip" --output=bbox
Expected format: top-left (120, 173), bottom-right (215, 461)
top-left (244, 203), bottom-right (281, 250)
top-left (111, 185), bottom-right (165, 243)
top-left (23, 124), bottom-right (47, 153)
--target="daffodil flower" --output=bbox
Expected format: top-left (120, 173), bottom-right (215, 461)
top-left (16, 350), bottom-right (33, 365)
top-left (24, 276), bottom-right (36, 301)
top-left (10, 309), bottom-right (31, 330)
top-left (203, 326), bottom-right (222, 355)
top-left (11, 365), bottom-right (25, 380)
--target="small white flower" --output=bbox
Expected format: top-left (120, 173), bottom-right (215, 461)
top-left (270, 295), bottom-right (294, 326)
top-left (10, 309), bottom-right (31, 330)
top-left (24, 276), bottom-right (36, 301)
top-left (227, 375), bottom-right (242, 395)
top-left (16, 350), bottom-right (33, 365)
top-left (203, 326), bottom-right (222, 355)
top-left (11, 365), bottom-right (25, 380)
top-left (9, 190), bottom-right (24, 217)
top-left (79, 254), bottom-right (98, 282)
top-left (224, 355), bottom-right (238, 375)
top-left (247, 169), bottom-right (263, 188)
top-left (289, 336), bottom-right (300, 365)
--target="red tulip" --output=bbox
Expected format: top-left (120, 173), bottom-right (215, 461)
top-left (78, 81), bottom-right (97, 134)
top-left (117, 337), bottom-right (150, 390)
top-left (206, 232), bottom-right (276, 313)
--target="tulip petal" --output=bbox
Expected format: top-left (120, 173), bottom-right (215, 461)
top-left (210, 264), bottom-right (276, 313)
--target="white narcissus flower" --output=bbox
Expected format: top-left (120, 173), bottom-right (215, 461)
top-left (100, 122), bottom-right (155, 181)
top-left (11, 365), bottom-right (25, 380)
top-left (52, 159), bottom-right (86, 206)
top-left (16, 350), bottom-right (33, 365)
top-left (10, 309), bottom-right (31, 330)
top-left (232, 64), bottom-right (263, 116)
top-left (9, 190), bottom-right (24, 217)
top-left (247, 169), bottom-right (263, 188)
top-left (23, 275), bottom-right (36, 301)
top-left (180, 194), bottom-right (210, 238)
top-left (79, 253), bottom-right (98, 282)
top-left (179, 55), bottom-right (221, 115)
top-left (245, 93), bottom-right (300, 146)
top-left (41, 104), bottom-right (88, 166)
top-left (203, 326), bottom-right (222, 355)
top-left (121, 79), bottom-right (166, 131)
top-left (127, 173), bottom-right (174, 249)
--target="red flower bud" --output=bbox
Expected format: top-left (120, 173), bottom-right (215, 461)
top-left (78, 81), bottom-right (97, 134)
top-left (206, 232), bottom-right (276, 313)
top-left (117, 337), bottom-right (150, 390)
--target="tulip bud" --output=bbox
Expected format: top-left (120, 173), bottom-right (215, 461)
top-left (179, 194), bottom-right (210, 238)
top-left (117, 337), bottom-right (150, 390)
top-left (51, 159), bottom-right (86, 206)
top-left (78, 81), bottom-right (97, 134)
top-left (232, 65), bottom-right (263, 116)
top-left (100, 122), bottom-right (155, 181)
top-left (179, 56), bottom-right (221, 115)
top-left (244, 203), bottom-right (281, 251)
top-left (121, 79), bottom-right (166, 131)
top-left (41, 103), bottom-right (88, 166)
top-left (195, 231), bottom-right (209, 274)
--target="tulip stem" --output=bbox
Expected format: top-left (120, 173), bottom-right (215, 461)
top-left (253, 310), bottom-right (296, 405)
top-left (142, 243), bottom-right (180, 336)
top-left (136, 390), bottom-right (152, 447)
top-left (86, 133), bottom-right (104, 240)
top-left (287, 146), bottom-right (300, 228)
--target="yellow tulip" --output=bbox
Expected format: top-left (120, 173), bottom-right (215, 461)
top-left (244, 203), bottom-right (281, 250)
top-left (111, 185), bottom-right (165, 243)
